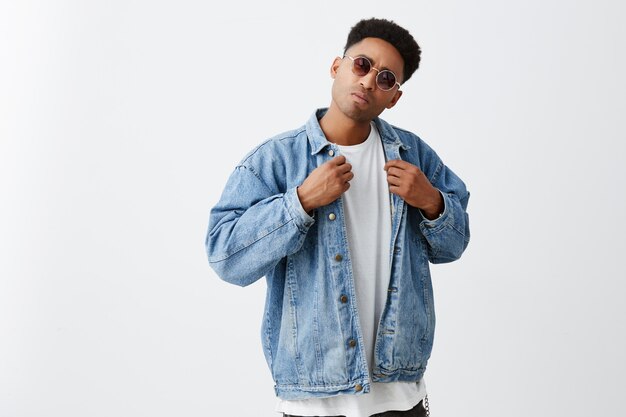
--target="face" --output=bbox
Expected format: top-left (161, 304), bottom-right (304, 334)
top-left (329, 37), bottom-right (404, 123)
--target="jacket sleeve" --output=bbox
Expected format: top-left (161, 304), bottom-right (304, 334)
top-left (205, 165), bottom-right (315, 286)
top-left (418, 161), bottom-right (470, 264)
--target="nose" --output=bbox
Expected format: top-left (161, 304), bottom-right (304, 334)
top-left (360, 69), bottom-right (377, 91)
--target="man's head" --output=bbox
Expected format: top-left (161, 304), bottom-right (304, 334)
top-left (327, 18), bottom-right (420, 123)
top-left (344, 18), bottom-right (421, 85)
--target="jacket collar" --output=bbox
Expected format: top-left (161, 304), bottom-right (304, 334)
top-left (306, 108), bottom-right (411, 155)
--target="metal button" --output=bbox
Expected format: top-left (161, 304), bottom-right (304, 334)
top-left (328, 213), bottom-right (336, 221)
top-left (340, 295), bottom-right (348, 303)
top-left (328, 149), bottom-right (335, 157)
top-left (349, 339), bottom-right (356, 347)
top-left (355, 384), bottom-right (363, 392)
top-left (335, 254), bottom-right (343, 262)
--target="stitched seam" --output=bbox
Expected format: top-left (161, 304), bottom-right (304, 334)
top-left (208, 220), bottom-right (292, 262)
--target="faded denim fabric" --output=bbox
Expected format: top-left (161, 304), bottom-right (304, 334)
top-left (206, 108), bottom-right (470, 400)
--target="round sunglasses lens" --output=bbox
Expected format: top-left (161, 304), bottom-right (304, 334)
top-left (377, 71), bottom-right (397, 90)
top-left (353, 57), bottom-right (371, 76)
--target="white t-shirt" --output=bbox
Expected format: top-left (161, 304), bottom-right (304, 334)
top-left (276, 123), bottom-right (426, 417)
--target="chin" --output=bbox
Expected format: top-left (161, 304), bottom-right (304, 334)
top-left (341, 105), bottom-right (377, 123)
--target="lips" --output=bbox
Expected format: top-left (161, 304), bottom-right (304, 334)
top-left (351, 91), bottom-right (369, 104)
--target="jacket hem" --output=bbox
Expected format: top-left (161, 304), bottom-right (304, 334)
top-left (274, 367), bottom-right (426, 399)
top-left (275, 379), bottom-right (370, 400)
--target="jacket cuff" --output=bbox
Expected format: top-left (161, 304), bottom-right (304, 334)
top-left (284, 187), bottom-right (315, 233)
top-left (419, 190), bottom-right (448, 232)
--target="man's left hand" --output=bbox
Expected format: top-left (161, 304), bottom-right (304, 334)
top-left (384, 159), bottom-right (444, 220)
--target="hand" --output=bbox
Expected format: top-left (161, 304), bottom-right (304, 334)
top-left (297, 155), bottom-right (353, 213)
top-left (384, 159), bottom-right (443, 219)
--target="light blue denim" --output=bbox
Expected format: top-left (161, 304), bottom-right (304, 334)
top-left (206, 108), bottom-right (470, 400)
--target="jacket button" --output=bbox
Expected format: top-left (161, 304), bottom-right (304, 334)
top-left (328, 149), bottom-right (335, 157)
top-left (340, 295), bottom-right (348, 303)
top-left (349, 339), bottom-right (356, 347)
top-left (355, 384), bottom-right (363, 392)
top-left (335, 254), bottom-right (343, 262)
top-left (328, 213), bottom-right (336, 220)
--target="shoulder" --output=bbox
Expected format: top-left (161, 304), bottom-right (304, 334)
top-left (232, 124), bottom-right (310, 192)
top-left (238, 125), bottom-right (308, 168)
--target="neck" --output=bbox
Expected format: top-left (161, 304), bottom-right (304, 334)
top-left (319, 104), bottom-right (372, 146)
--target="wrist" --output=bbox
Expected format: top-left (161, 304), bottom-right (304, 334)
top-left (421, 189), bottom-right (444, 220)
top-left (297, 186), bottom-right (315, 214)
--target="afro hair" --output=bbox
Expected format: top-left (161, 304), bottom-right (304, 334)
top-left (344, 18), bottom-right (421, 84)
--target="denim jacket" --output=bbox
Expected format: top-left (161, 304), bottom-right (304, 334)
top-left (206, 109), bottom-right (470, 400)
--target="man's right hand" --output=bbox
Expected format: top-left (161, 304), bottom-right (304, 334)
top-left (297, 155), bottom-right (353, 214)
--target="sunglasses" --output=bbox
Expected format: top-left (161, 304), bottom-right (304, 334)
top-left (345, 55), bottom-right (401, 91)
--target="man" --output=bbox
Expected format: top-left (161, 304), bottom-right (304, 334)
top-left (206, 18), bottom-right (470, 417)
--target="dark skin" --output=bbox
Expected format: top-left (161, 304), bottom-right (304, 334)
top-left (297, 37), bottom-right (443, 220)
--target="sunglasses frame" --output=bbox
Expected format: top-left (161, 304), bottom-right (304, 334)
top-left (344, 55), bottom-right (401, 91)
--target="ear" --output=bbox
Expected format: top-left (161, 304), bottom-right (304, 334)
top-left (330, 56), bottom-right (342, 79)
top-left (386, 89), bottom-right (403, 109)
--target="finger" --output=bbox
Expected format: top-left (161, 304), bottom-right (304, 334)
top-left (388, 185), bottom-right (400, 195)
top-left (337, 162), bottom-right (352, 174)
top-left (384, 159), bottom-right (410, 171)
top-left (343, 171), bottom-right (354, 182)
top-left (386, 175), bottom-right (401, 186)
top-left (331, 155), bottom-right (347, 165)
top-left (386, 166), bottom-right (403, 178)
top-left (385, 159), bottom-right (421, 174)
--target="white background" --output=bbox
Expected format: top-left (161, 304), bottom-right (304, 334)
top-left (1, 1), bottom-right (625, 416)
